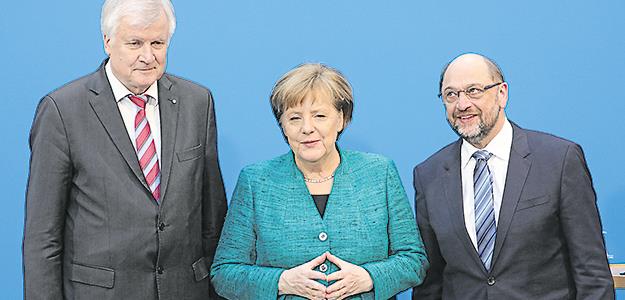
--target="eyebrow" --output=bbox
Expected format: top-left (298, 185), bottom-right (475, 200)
top-left (443, 83), bottom-right (483, 90)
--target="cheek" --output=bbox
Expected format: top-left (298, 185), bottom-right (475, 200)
top-left (281, 125), bottom-right (297, 141)
top-left (445, 107), bottom-right (455, 119)
top-left (156, 50), bottom-right (168, 63)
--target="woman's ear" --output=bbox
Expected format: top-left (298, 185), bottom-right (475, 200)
top-left (337, 110), bottom-right (345, 133)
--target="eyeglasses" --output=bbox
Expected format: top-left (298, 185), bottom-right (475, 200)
top-left (439, 82), bottom-right (503, 104)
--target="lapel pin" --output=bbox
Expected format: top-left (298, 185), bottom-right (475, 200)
top-left (170, 98), bottom-right (177, 104)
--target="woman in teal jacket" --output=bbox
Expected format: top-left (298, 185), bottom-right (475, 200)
top-left (211, 63), bottom-right (428, 300)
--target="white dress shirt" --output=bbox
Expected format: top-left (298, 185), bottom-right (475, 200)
top-left (461, 118), bottom-right (513, 250)
top-left (105, 62), bottom-right (161, 163)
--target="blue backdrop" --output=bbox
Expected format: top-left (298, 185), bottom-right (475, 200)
top-left (2, 1), bottom-right (623, 298)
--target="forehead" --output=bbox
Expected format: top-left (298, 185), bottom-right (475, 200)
top-left (442, 56), bottom-right (493, 89)
top-left (116, 13), bottom-right (169, 37)
top-left (284, 89), bottom-right (336, 112)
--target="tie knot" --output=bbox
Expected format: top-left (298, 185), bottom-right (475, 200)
top-left (472, 150), bottom-right (492, 161)
top-left (129, 94), bottom-right (148, 109)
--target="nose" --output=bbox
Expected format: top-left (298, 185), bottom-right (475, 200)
top-left (455, 93), bottom-right (473, 111)
top-left (301, 115), bottom-right (315, 134)
top-left (139, 44), bottom-right (155, 64)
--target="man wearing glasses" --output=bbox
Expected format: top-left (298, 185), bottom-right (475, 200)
top-left (412, 53), bottom-right (613, 299)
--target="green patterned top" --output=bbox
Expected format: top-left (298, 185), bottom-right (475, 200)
top-left (211, 149), bottom-right (428, 299)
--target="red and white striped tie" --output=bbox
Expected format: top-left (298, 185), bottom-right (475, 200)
top-left (129, 94), bottom-right (161, 202)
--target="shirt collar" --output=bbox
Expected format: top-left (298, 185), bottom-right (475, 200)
top-left (461, 118), bottom-right (513, 167)
top-left (105, 61), bottom-right (159, 104)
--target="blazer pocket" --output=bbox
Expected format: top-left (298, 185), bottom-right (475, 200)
top-left (191, 257), bottom-right (209, 282)
top-left (69, 262), bottom-right (115, 289)
top-left (177, 144), bottom-right (204, 162)
top-left (516, 194), bottom-right (551, 211)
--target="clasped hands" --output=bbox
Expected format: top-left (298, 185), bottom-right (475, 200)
top-left (278, 252), bottom-right (373, 300)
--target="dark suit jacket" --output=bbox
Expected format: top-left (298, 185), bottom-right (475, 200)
top-left (23, 61), bottom-right (228, 300)
top-left (412, 123), bottom-right (614, 299)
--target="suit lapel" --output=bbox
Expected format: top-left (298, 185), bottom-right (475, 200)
top-left (88, 63), bottom-right (150, 193)
top-left (491, 124), bottom-right (531, 267)
top-left (443, 140), bottom-right (485, 271)
top-left (156, 75), bottom-right (179, 205)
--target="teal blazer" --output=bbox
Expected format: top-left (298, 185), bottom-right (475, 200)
top-left (211, 149), bottom-right (428, 299)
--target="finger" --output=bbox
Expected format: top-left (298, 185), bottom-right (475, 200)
top-left (306, 270), bottom-right (328, 281)
top-left (337, 293), bottom-right (352, 300)
top-left (326, 279), bottom-right (345, 294)
top-left (326, 270), bottom-right (345, 282)
top-left (325, 285), bottom-right (346, 300)
top-left (305, 279), bottom-right (327, 292)
top-left (337, 288), bottom-right (357, 300)
top-left (305, 252), bottom-right (328, 268)
top-left (326, 252), bottom-right (346, 269)
top-left (305, 284), bottom-right (327, 300)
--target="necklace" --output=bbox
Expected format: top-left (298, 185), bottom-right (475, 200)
top-left (303, 174), bottom-right (334, 183)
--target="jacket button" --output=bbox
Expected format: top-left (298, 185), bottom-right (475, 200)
top-left (318, 232), bottom-right (328, 241)
top-left (487, 276), bottom-right (495, 286)
top-left (158, 222), bottom-right (166, 231)
top-left (319, 263), bottom-right (328, 272)
top-left (157, 266), bottom-right (164, 274)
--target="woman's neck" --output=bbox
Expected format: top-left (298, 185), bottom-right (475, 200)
top-left (296, 148), bottom-right (341, 180)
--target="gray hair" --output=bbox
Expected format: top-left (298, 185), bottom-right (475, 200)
top-left (101, 0), bottom-right (176, 39)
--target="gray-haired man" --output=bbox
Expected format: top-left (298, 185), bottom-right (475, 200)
top-left (23, 0), bottom-right (227, 298)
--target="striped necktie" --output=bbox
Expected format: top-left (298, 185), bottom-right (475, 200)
top-left (473, 150), bottom-right (496, 271)
top-left (128, 94), bottom-right (161, 202)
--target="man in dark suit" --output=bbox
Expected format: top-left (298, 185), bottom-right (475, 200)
top-left (412, 53), bottom-right (614, 299)
top-left (23, 0), bottom-right (228, 299)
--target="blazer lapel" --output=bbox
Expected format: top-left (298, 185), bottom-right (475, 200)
top-left (285, 152), bottom-right (325, 224)
top-left (491, 123), bottom-right (531, 267)
top-left (88, 63), bottom-right (150, 193)
top-left (443, 140), bottom-right (485, 271)
top-left (324, 148), bottom-right (354, 223)
top-left (156, 75), bottom-right (179, 205)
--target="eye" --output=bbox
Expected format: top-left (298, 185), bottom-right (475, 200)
top-left (288, 116), bottom-right (301, 121)
top-left (445, 90), bottom-right (458, 98)
top-left (151, 40), bottom-right (166, 49)
top-left (127, 40), bottom-right (142, 48)
top-left (314, 114), bottom-right (326, 118)
top-left (467, 87), bottom-right (484, 95)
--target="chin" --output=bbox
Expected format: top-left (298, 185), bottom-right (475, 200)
top-left (459, 127), bottom-right (480, 137)
top-left (297, 150), bottom-right (325, 163)
top-left (299, 154), bottom-right (323, 163)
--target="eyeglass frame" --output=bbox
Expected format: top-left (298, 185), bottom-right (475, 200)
top-left (438, 82), bottom-right (503, 104)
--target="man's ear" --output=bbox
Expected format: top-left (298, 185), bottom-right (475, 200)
top-left (497, 82), bottom-right (509, 109)
top-left (103, 34), bottom-right (112, 56)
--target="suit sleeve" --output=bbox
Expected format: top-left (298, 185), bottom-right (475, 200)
top-left (360, 160), bottom-right (429, 300)
top-left (202, 90), bottom-right (229, 298)
top-left (210, 169), bottom-right (285, 300)
top-left (559, 144), bottom-right (614, 299)
top-left (23, 96), bottom-right (71, 300)
top-left (411, 165), bottom-right (444, 300)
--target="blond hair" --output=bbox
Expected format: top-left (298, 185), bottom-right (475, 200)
top-left (270, 63), bottom-right (353, 136)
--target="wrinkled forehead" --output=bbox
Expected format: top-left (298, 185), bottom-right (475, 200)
top-left (116, 9), bottom-right (169, 36)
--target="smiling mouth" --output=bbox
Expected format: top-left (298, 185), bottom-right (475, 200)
top-left (301, 140), bottom-right (320, 146)
top-left (457, 114), bottom-right (477, 120)
top-left (136, 67), bottom-right (156, 72)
